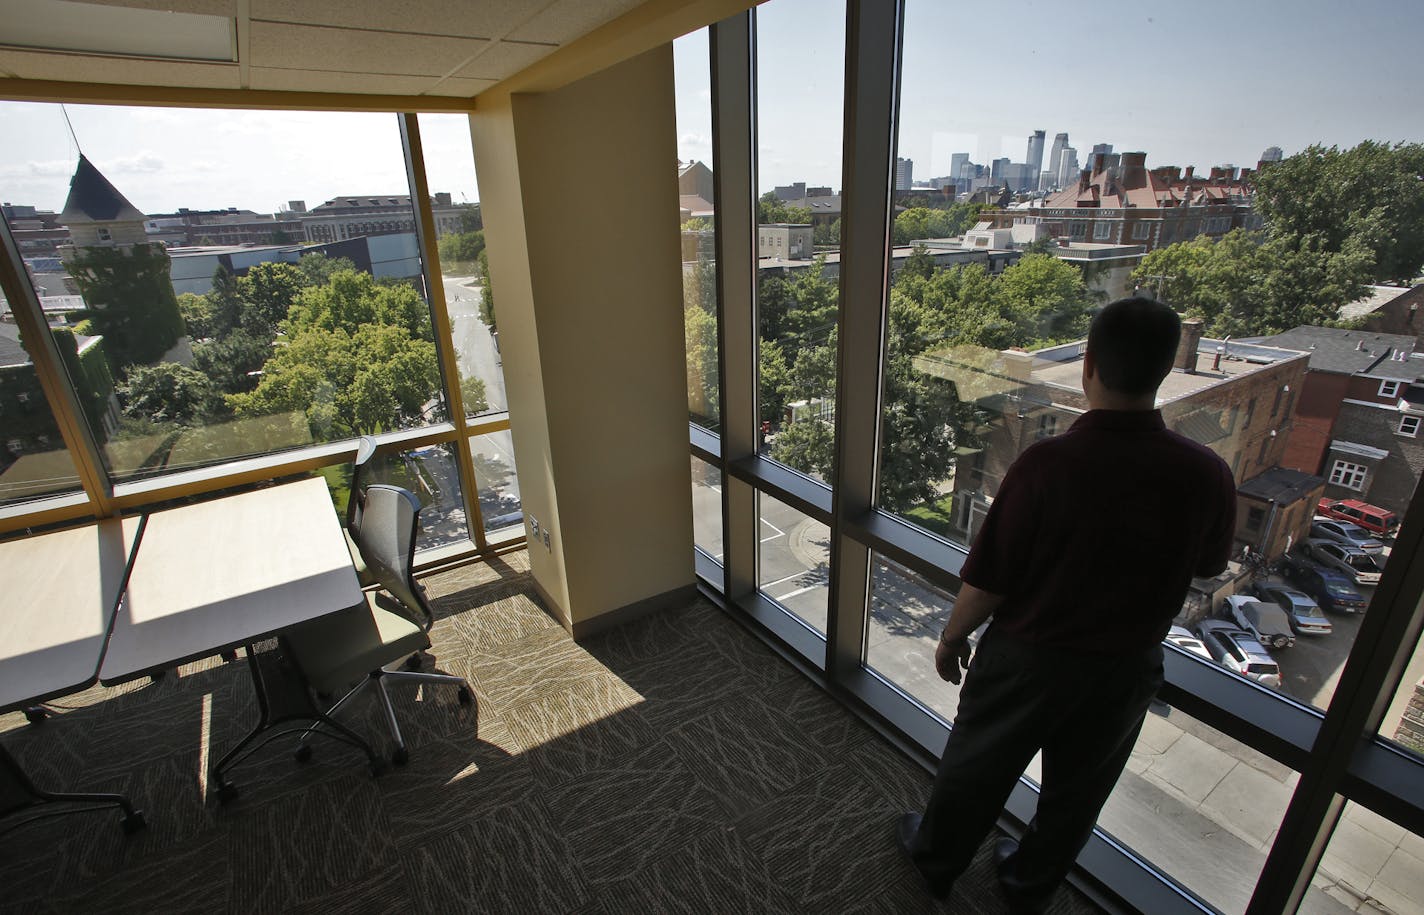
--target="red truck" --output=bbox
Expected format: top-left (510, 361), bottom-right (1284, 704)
top-left (1316, 499), bottom-right (1399, 538)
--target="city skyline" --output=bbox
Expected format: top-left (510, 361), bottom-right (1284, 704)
top-left (3, 0), bottom-right (1423, 213)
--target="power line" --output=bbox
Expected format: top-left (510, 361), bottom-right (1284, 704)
top-left (60, 104), bottom-right (83, 156)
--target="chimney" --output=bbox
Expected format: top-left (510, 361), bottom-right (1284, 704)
top-left (1091, 153), bottom-right (1107, 176)
top-left (1078, 170), bottom-right (1091, 193)
top-left (1184, 165), bottom-right (1194, 180)
top-left (1121, 152), bottom-right (1148, 188)
top-left (1175, 319), bottom-right (1204, 373)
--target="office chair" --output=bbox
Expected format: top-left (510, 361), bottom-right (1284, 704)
top-left (283, 484), bottom-right (472, 765)
top-left (344, 435), bottom-right (379, 588)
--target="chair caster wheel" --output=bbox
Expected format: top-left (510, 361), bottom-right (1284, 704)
top-left (294, 743), bottom-right (313, 764)
top-left (122, 810), bottom-right (147, 834)
top-left (24, 707), bottom-right (47, 724)
top-left (392, 746), bottom-right (409, 766)
top-left (216, 781), bottom-right (239, 804)
top-left (369, 758), bottom-right (389, 778)
top-left (457, 686), bottom-right (473, 706)
top-left (404, 653), bottom-right (422, 671)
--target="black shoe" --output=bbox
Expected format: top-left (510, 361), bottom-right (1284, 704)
top-left (994, 837), bottom-right (1051, 914)
top-left (896, 813), bottom-right (953, 901)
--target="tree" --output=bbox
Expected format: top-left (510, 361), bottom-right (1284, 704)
top-left (64, 244), bottom-right (187, 375)
top-left (769, 417), bottom-right (834, 479)
top-left (439, 230), bottom-right (485, 266)
top-left (193, 329), bottom-right (273, 398)
top-left (121, 362), bottom-right (217, 425)
top-left (684, 299), bottom-right (719, 425)
top-left (297, 253), bottom-right (357, 287)
top-left (758, 192), bottom-right (811, 225)
top-left (238, 262), bottom-right (306, 338)
top-left (900, 243), bottom-right (937, 282)
top-left (177, 293), bottom-right (216, 340)
top-left (456, 205), bottom-right (483, 233)
top-left (228, 270), bottom-right (440, 437)
top-left (1254, 141), bottom-right (1424, 285)
top-left (478, 248), bottom-right (496, 328)
top-left (813, 219), bottom-right (841, 247)
top-left (992, 253), bottom-right (1097, 345)
top-left (460, 374), bottom-right (489, 414)
top-left (1131, 229), bottom-right (1369, 337)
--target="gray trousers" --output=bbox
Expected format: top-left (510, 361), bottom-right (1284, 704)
top-left (909, 624), bottom-right (1165, 895)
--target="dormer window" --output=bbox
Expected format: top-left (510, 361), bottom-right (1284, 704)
top-left (1379, 380), bottom-right (1401, 398)
top-left (97, 227), bottom-right (111, 242)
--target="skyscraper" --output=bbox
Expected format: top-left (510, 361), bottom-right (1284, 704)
top-left (1046, 132), bottom-right (1068, 189)
top-left (1025, 130), bottom-right (1046, 189)
top-left (1260, 146), bottom-right (1284, 164)
top-left (1057, 146), bottom-right (1079, 187)
top-left (894, 157), bottom-right (913, 191)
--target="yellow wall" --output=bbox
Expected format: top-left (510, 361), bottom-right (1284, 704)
top-left (470, 45), bottom-right (694, 634)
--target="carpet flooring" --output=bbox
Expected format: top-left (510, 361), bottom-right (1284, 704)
top-left (0, 551), bottom-right (1107, 914)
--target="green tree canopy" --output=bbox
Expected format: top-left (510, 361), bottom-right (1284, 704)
top-left (439, 229), bottom-right (486, 266)
top-left (228, 269), bottom-right (440, 437)
top-left (121, 362), bottom-right (217, 425)
top-left (478, 248), bottom-right (496, 328)
top-left (1254, 140), bottom-right (1424, 285)
top-left (758, 192), bottom-right (812, 225)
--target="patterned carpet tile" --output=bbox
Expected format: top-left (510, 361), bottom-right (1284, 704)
top-left (756, 674), bottom-right (876, 756)
top-left (579, 598), bottom-right (719, 671)
top-left (543, 741), bottom-right (727, 886)
top-left (227, 774), bottom-right (397, 912)
top-left (434, 580), bottom-right (558, 650)
top-left (463, 627), bottom-right (619, 713)
top-left (610, 638), bottom-right (765, 732)
top-left (500, 677), bottom-right (661, 789)
top-left (597, 825), bottom-right (800, 915)
top-left (50, 831), bottom-right (232, 915)
top-left (420, 554), bottom-right (531, 602)
top-left (378, 716), bottom-right (535, 848)
top-left (661, 699), bottom-right (828, 821)
top-left (404, 799), bottom-right (588, 915)
top-left (282, 864), bottom-right (413, 915)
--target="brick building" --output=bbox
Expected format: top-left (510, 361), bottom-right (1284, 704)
top-left (1256, 326), bottom-right (1424, 517)
top-left (918, 321), bottom-right (1316, 557)
top-left (298, 193), bottom-right (468, 244)
top-left (982, 152), bottom-right (1260, 252)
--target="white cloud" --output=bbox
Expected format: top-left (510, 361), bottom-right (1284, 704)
top-left (109, 153), bottom-right (165, 174)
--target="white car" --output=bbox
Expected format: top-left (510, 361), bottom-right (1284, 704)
top-left (1196, 620), bottom-right (1282, 689)
top-left (1165, 625), bottom-right (1212, 661)
top-left (1305, 538), bottom-right (1383, 586)
top-left (1224, 594), bottom-right (1296, 650)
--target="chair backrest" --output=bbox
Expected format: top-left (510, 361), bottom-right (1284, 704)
top-left (346, 435), bottom-right (379, 534)
top-left (355, 484), bottom-right (432, 629)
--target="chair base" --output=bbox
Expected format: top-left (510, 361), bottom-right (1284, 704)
top-left (1, 744), bottom-right (145, 836)
top-left (299, 664), bottom-right (472, 765)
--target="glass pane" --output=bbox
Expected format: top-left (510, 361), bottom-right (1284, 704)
top-left (877, 0), bottom-right (1424, 721)
top-left (755, 0), bottom-right (844, 478)
top-left (1, 103), bottom-right (447, 485)
top-left (0, 277), bottom-right (89, 506)
top-left (1380, 634), bottom-right (1424, 758)
top-left (757, 491), bottom-right (828, 634)
top-left (866, 553), bottom-right (970, 722)
top-left (418, 112), bottom-right (506, 419)
top-left (1315, 800), bottom-right (1424, 914)
top-left (691, 455), bottom-right (723, 562)
top-left (469, 429), bottom-right (522, 541)
top-left (674, 29), bottom-right (719, 433)
top-left (319, 442), bottom-right (470, 553)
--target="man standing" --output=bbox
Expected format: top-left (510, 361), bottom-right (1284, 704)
top-left (897, 296), bottom-right (1237, 910)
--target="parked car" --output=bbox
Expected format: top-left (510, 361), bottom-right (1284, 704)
top-left (1283, 559), bottom-right (1368, 614)
top-left (1224, 594), bottom-right (1296, 649)
top-left (1310, 517), bottom-right (1385, 556)
top-left (1196, 620), bottom-right (1282, 689)
top-left (1305, 538), bottom-right (1384, 586)
top-left (1165, 625), bottom-right (1213, 661)
top-left (1252, 582), bottom-right (1333, 636)
top-left (1316, 499), bottom-right (1399, 538)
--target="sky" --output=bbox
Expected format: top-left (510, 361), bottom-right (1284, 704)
top-left (3, 0), bottom-right (1423, 213)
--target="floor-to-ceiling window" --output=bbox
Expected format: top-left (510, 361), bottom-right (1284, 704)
top-left (688, 2), bottom-right (1424, 911)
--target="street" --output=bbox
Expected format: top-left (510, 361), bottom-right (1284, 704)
top-left (441, 274), bottom-right (507, 414)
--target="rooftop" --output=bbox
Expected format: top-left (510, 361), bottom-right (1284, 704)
top-left (1029, 338), bottom-right (1307, 404)
top-left (1253, 326), bottom-right (1422, 379)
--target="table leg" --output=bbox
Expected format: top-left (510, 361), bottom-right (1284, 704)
top-left (0, 743), bottom-right (145, 836)
top-left (210, 642), bottom-right (384, 803)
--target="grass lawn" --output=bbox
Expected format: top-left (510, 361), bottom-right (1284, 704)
top-left (903, 493), bottom-right (955, 538)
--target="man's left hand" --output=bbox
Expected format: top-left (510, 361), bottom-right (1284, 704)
top-left (935, 635), bottom-right (971, 684)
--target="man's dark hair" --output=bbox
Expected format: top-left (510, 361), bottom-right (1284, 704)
top-left (1086, 295), bottom-right (1182, 396)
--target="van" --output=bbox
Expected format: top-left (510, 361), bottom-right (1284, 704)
top-left (1224, 595), bottom-right (1296, 650)
top-left (1316, 499), bottom-right (1399, 538)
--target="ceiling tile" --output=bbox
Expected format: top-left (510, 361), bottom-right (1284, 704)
top-left (248, 67), bottom-right (438, 96)
top-left (249, 0), bottom-right (541, 40)
top-left (85, 0), bottom-right (235, 14)
top-left (423, 77), bottom-right (497, 98)
top-left (0, 47), bottom-right (240, 87)
top-left (248, 21), bottom-right (487, 77)
top-left (505, 0), bottom-right (644, 44)
top-left (453, 40), bottom-right (556, 81)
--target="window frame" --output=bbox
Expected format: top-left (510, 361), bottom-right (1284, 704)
top-left (1399, 415), bottom-right (1420, 438)
top-left (1379, 380), bottom-right (1402, 399)
top-left (1329, 459), bottom-right (1369, 491)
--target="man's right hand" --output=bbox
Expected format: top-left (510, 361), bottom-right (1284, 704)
top-left (935, 635), bottom-right (972, 684)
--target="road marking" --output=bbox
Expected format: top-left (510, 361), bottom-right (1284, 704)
top-left (760, 570), bottom-right (809, 589)
top-left (775, 582), bottom-right (827, 601)
top-left (760, 518), bottom-right (784, 537)
top-left (759, 532), bottom-right (785, 544)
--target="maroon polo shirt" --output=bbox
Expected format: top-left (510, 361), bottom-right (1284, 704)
top-left (960, 408), bottom-right (1236, 654)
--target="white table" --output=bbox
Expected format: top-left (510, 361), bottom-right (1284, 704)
top-left (100, 477), bottom-right (362, 684)
top-left (98, 477), bottom-right (379, 799)
top-left (1, 517), bottom-right (147, 833)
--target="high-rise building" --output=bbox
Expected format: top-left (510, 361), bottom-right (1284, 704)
top-left (1046, 132), bottom-right (1068, 189)
top-left (1260, 146), bottom-right (1284, 164)
top-left (894, 157), bottom-right (913, 191)
top-left (1057, 146), bottom-right (1079, 186)
top-left (1025, 130), bottom-right (1045, 191)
